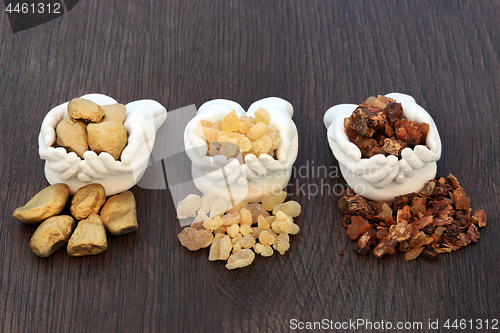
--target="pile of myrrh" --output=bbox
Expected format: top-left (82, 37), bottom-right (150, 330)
top-left (339, 174), bottom-right (486, 260)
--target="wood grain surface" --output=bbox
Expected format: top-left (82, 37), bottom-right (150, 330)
top-left (1, 0), bottom-right (499, 332)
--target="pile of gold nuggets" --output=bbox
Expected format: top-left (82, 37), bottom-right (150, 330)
top-left (56, 97), bottom-right (128, 160)
top-left (12, 97), bottom-right (138, 258)
top-left (13, 183), bottom-right (137, 258)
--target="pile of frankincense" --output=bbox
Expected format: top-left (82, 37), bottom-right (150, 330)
top-left (338, 174), bottom-right (487, 260)
top-left (177, 191), bottom-right (301, 269)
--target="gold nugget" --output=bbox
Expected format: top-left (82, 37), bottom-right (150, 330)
top-left (55, 117), bottom-right (89, 159)
top-left (67, 214), bottom-right (107, 256)
top-left (100, 191), bottom-right (138, 235)
top-left (13, 183), bottom-right (70, 224)
top-left (70, 183), bottom-right (106, 220)
top-left (68, 98), bottom-right (104, 123)
top-left (30, 215), bottom-right (75, 258)
top-left (101, 103), bottom-right (126, 124)
top-left (87, 121), bottom-right (128, 160)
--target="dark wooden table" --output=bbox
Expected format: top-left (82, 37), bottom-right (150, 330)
top-left (1, 1), bottom-right (499, 332)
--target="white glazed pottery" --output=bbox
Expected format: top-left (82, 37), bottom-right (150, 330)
top-left (184, 97), bottom-right (298, 203)
top-left (324, 93), bottom-right (441, 201)
top-left (39, 93), bottom-right (167, 195)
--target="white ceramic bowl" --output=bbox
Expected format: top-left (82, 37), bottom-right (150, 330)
top-left (184, 97), bottom-right (298, 202)
top-left (324, 93), bottom-right (441, 201)
top-left (39, 93), bottom-right (167, 195)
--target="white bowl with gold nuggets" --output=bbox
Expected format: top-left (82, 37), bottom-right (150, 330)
top-left (39, 94), bottom-right (167, 196)
top-left (184, 97), bottom-right (298, 202)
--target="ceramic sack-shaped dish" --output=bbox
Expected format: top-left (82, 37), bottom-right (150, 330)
top-left (324, 93), bottom-right (441, 201)
top-left (39, 93), bottom-right (167, 195)
top-left (184, 97), bottom-right (298, 203)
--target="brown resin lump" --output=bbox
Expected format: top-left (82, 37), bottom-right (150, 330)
top-left (13, 183), bottom-right (70, 224)
top-left (100, 191), bottom-right (138, 235)
top-left (55, 117), bottom-right (89, 158)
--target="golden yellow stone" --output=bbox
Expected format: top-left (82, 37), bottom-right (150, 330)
top-left (67, 214), bottom-right (107, 256)
top-left (30, 215), bottom-right (75, 258)
top-left (68, 98), bottom-right (104, 123)
top-left (100, 191), bottom-right (138, 235)
top-left (55, 117), bottom-right (88, 158)
top-left (70, 183), bottom-right (106, 220)
top-left (13, 183), bottom-right (70, 224)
